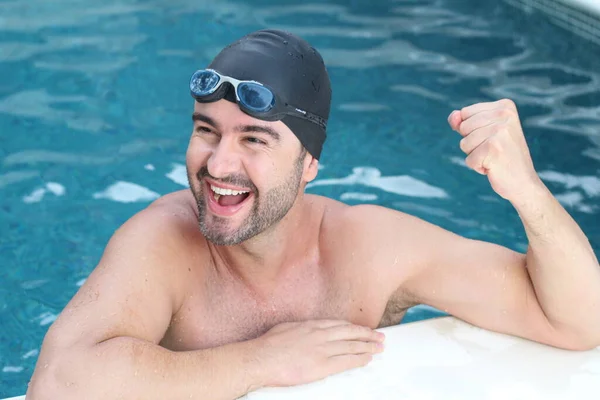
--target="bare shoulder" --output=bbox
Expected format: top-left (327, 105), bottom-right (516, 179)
top-left (45, 189), bottom-right (207, 349)
top-left (319, 202), bottom-right (449, 294)
top-left (322, 202), bottom-right (442, 248)
top-left (108, 189), bottom-right (207, 302)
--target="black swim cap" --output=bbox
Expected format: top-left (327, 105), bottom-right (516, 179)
top-left (207, 29), bottom-right (331, 159)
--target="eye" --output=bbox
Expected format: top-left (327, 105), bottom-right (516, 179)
top-left (195, 126), bottom-right (214, 134)
top-left (245, 137), bottom-right (266, 145)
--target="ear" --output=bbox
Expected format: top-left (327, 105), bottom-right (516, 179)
top-left (302, 154), bottom-right (319, 183)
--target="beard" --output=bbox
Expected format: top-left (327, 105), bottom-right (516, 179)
top-left (188, 157), bottom-right (304, 246)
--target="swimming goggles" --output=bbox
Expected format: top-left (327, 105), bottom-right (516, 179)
top-left (189, 69), bottom-right (327, 130)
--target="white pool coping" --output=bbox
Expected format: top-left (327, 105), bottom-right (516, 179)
top-left (4, 316), bottom-right (600, 400)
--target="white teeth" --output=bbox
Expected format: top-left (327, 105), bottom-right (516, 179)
top-left (210, 185), bottom-right (250, 196)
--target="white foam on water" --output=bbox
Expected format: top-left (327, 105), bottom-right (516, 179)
top-left (166, 163), bottom-right (189, 187)
top-left (22, 350), bottom-right (39, 359)
top-left (144, 164), bottom-right (155, 171)
top-left (22, 188), bottom-right (46, 203)
top-left (307, 166), bottom-right (448, 198)
top-left (45, 182), bottom-right (65, 196)
top-left (2, 366), bottom-right (23, 373)
top-left (449, 156), bottom-right (468, 168)
top-left (37, 312), bottom-right (57, 326)
top-left (340, 192), bottom-right (378, 201)
top-left (92, 181), bottom-right (160, 203)
top-left (22, 182), bottom-right (66, 203)
top-left (554, 191), bottom-right (596, 213)
top-left (76, 278), bottom-right (86, 287)
top-left (539, 170), bottom-right (600, 197)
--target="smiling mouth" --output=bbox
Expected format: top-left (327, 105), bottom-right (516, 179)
top-left (211, 184), bottom-right (251, 206)
top-left (205, 181), bottom-right (253, 216)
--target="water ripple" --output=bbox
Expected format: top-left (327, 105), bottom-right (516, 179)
top-left (253, 0), bottom-right (600, 151)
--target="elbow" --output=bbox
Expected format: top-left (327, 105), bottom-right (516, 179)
top-left (26, 354), bottom-right (85, 400)
top-left (565, 337), bottom-right (600, 352)
top-left (552, 330), bottom-right (600, 351)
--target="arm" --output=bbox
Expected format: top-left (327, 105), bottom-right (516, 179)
top-left (26, 204), bottom-right (262, 400)
top-left (446, 99), bottom-right (600, 348)
top-left (513, 179), bottom-right (600, 347)
top-left (354, 99), bottom-right (599, 351)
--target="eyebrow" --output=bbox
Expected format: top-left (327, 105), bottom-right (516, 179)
top-left (192, 111), bottom-right (281, 142)
top-left (236, 124), bottom-right (281, 142)
top-left (192, 112), bottom-right (221, 130)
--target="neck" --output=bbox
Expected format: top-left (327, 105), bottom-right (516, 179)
top-left (209, 193), bottom-right (319, 296)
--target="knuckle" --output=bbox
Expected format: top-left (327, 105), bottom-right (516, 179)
top-left (348, 324), bottom-right (362, 335)
top-left (495, 108), bottom-right (510, 119)
top-left (500, 98), bottom-right (516, 109)
top-left (465, 155), bottom-right (475, 169)
top-left (360, 326), bottom-right (375, 338)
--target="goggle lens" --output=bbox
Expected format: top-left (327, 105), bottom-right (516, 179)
top-left (190, 70), bottom-right (220, 95)
top-left (237, 82), bottom-right (275, 112)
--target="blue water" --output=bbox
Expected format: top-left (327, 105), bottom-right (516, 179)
top-left (1, 0), bottom-right (600, 396)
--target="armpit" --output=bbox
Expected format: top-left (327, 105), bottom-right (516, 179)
top-left (378, 287), bottom-right (418, 328)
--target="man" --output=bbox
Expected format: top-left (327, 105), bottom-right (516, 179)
top-left (27, 29), bottom-right (600, 400)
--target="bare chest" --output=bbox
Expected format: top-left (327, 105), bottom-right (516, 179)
top-left (161, 275), bottom-right (350, 350)
top-left (160, 266), bottom-right (411, 352)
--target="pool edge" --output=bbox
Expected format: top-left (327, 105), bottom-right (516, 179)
top-left (504, 0), bottom-right (600, 46)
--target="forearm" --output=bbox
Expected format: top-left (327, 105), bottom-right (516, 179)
top-left (27, 336), bottom-right (266, 400)
top-left (513, 180), bottom-right (600, 345)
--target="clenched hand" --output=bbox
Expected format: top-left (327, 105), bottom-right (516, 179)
top-left (448, 98), bottom-right (543, 203)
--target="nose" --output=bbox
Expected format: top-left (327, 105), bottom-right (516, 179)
top-left (206, 138), bottom-right (242, 180)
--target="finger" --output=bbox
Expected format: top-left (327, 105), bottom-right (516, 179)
top-left (325, 353), bottom-right (373, 376)
top-left (465, 140), bottom-right (493, 175)
top-left (460, 99), bottom-right (514, 120)
top-left (458, 111), bottom-right (503, 137)
top-left (459, 123), bottom-right (498, 155)
top-left (325, 340), bottom-right (384, 357)
top-left (307, 320), bottom-right (353, 329)
top-left (447, 110), bottom-right (463, 131)
top-left (323, 324), bottom-right (385, 343)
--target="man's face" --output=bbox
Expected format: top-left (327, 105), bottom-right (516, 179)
top-left (186, 99), bottom-right (309, 246)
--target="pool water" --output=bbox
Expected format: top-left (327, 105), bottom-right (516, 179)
top-left (1, 0), bottom-right (600, 396)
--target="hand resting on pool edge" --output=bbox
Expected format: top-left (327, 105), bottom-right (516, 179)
top-left (26, 29), bottom-right (600, 400)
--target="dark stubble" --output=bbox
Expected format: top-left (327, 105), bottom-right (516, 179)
top-left (188, 155), bottom-right (305, 246)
